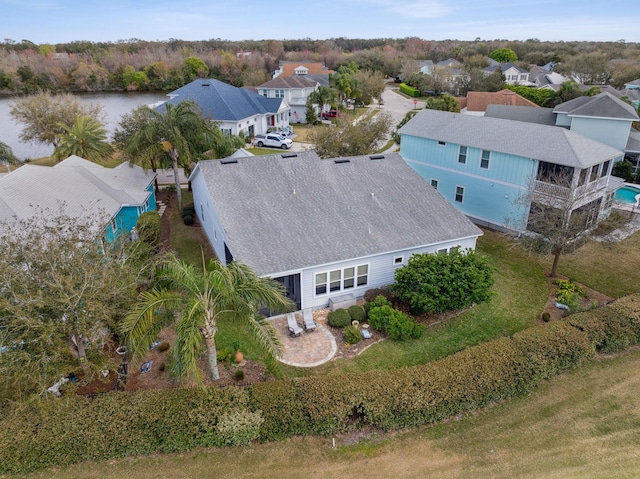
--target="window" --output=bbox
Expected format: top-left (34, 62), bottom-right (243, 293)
top-left (590, 164), bottom-right (600, 182)
top-left (480, 150), bottom-right (490, 169)
top-left (601, 160), bottom-right (611, 178)
top-left (520, 74), bottom-right (527, 80)
top-left (275, 89), bottom-right (285, 98)
top-left (315, 265), bottom-right (367, 295)
top-left (455, 186), bottom-right (464, 203)
top-left (110, 218), bottom-right (117, 232)
top-left (458, 145), bottom-right (467, 164)
top-left (578, 168), bottom-right (588, 186)
top-left (431, 178), bottom-right (439, 190)
top-left (393, 256), bottom-right (404, 265)
top-left (437, 248), bottom-right (448, 255)
top-left (343, 267), bottom-right (355, 289)
top-left (315, 273), bottom-right (327, 295)
top-left (329, 270), bottom-right (341, 292)
top-left (144, 198), bottom-right (149, 211)
top-left (214, 229), bottom-right (217, 241)
top-left (222, 128), bottom-right (232, 136)
top-left (438, 140), bottom-right (446, 146)
top-left (260, 90), bottom-right (267, 97)
top-left (200, 204), bottom-right (204, 221)
top-left (357, 265), bottom-right (369, 286)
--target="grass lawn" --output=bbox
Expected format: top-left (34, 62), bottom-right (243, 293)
top-left (21, 347), bottom-right (640, 479)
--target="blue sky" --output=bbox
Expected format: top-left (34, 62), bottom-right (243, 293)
top-left (1, 0), bottom-right (639, 44)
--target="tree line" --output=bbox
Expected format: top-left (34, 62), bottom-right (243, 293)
top-left (1, 37), bottom-right (639, 95)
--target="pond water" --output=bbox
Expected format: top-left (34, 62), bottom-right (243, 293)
top-left (0, 92), bottom-right (169, 160)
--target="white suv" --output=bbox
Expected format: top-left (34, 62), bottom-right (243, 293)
top-left (253, 134), bottom-right (293, 149)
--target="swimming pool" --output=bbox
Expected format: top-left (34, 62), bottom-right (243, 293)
top-left (615, 185), bottom-right (640, 204)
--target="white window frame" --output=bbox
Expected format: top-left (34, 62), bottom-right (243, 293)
top-left (438, 140), bottom-right (446, 146)
top-left (458, 145), bottom-right (467, 164)
top-left (455, 185), bottom-right (465, 203)
top-left (393, 256), bottom-right (404, 266)
top-left (314, 263), bottom-right (369, 296)
top-left (430, 178), bottom-right (439, 190)
top-left (110, 217), bottom-right (117, 232)
top-left (480, 150), bottom-right (490, 169)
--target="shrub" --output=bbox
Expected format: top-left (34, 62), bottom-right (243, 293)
top-left (541, 312), bottom-right (551, 322)
top-left (347, 305), bottom-right (366, 322)
top-left (328, 308), bottom-right (351, 328)
top-left (556, 279), bottom-right (584, 310)
top-left (234, 369), bottom-right (245, 382)
top-left (135, 211), bottom-right (161, 247)
top-left (343, 325), bottom-right (362, 344)
top-left (399, 83), bottom-right (420, 97)
top-left (364, 294), bottom-right (392, 317)
top-left (393, 249), bottom-right (494, 315)
top-left (364, 286), bottom-right (392, 303)
top-left (217, 348), bottom-right (232, 363)
top-left (157, 341), bottom-right (170, 352)
top-left (182, 214), bottom-right (194, 225)
top-left (368, 304), bottom-right (394, 331)
top-left (368, 304), bottom-right (423, 340)
top-left (216, 410), bottom-right (263, 446)
top-left (181, 203), bottom-right (196, 217)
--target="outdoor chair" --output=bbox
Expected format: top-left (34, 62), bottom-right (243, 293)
top-left (287, 313), bottom-right (303, 337)
top-left (302, 309), bottom-right (317, 332)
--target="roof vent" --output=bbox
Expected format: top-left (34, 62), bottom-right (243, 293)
top-left (281, 153), bottom-right (298, 158)
top-left (334, 159), bottom-right (351, 164)
top-left (202, 82), bottom-right (211, 86)
top-left (369, 155), bottom-right (385, 160)
top-left (220, 159), bottom-right (238, 165)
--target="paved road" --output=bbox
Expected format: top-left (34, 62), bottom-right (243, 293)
top-left (379, 84), bottom-right (424, 128)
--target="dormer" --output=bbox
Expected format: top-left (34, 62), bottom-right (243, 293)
top-left (294, 66), bottom-right (309, 75)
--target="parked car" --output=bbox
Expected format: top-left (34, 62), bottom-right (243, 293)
top-left (253, 134), bottom-right (293, 149)
top-left (321, 110), bottom-right (341, 120)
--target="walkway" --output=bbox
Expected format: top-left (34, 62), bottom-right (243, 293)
top-left (271, 311), bottom-right (337, 367)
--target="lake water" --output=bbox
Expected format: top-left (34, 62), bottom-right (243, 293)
top-left (0, 92), bottom-right (169, 160)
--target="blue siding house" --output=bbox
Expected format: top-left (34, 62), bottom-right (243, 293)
top-left (399, 109), bottom-right (624, 231)
top-left (0, 156), bottom-right (156, 241)
top-left (189, 151), bottom-right (482, 311)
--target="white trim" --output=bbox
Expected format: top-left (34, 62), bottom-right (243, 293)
top-left (455, 184), bottom-right (465, 203)
top-left (314, 262), bottom-right (369, 298)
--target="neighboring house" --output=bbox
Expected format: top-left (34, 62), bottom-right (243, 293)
top-left (418, 60), bottom-right (435, 74)
top-left (256, 75), bottom-right (320, 124)
top-left (528, 67), bottom-right (568, 90)
top-left (483, 62), bottom-right (531, 85)
top-left (621, 79), bottom-right (640, 109)
top-left (160, 79), bottom-right (291, 137)
top-left (189, 151), bottom-right (482, 311)
top-left (0, 156), bottom-right (156, 241)
top-left (273, 62), bottom-right (334, 80)
top-left (462, 89), bottom-right (539, 116)
top-left (399, 109), bottom-right (623, 232)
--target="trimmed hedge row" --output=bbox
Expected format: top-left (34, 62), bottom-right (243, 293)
top-left (399, 83), bottom-right (420, 97)
top-left (2, 295), bottom-right (640, 474)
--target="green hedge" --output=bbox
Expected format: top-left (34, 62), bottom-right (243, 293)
top-left (2, 296), bottom-right (640, 474)
top-left (399, 83), bottom-right (420, 97)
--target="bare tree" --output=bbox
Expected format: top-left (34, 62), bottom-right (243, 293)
top-left (511, 162), bottom-right (612, 277)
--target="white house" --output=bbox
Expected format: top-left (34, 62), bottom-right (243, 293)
top-left (256, 75), bottom-right (320, 124)
top-left (189, 151), bottom-right (482, 311)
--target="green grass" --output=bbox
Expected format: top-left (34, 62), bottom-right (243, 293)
top-left (168, 190), bottom-right (216, 266)
top-left (19, 348), bottom-right (640, 479)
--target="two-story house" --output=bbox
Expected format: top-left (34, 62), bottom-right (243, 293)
top-left (483, 62), bottom-right (531, 85)
top-left (159, 79), bottom-right (291, 138)
top-left (256, 75), bottom-right (320, 123)
top-left (399, 109), bottom-right (623, 232)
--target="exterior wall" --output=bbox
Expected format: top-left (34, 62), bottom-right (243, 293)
top-left (293, 237), bottom-right (478, 310)
top-left (190, 169), bottom-right (230, 263)
top-left (104, 185), bottom-right (155, 242)
top-left (555, 112), bottom-right (572, 127)
top-left (400, 135), bottom-right (535, 230)
top-left (569, 116), bottom-right (631, 152)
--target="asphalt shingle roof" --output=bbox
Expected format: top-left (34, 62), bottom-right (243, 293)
top-left (553, 92), bottom-right (639, 120)
top-left (399, 109), bottom-right (622, 168)
top-left (161, 79), bottom-right (285, 121)
top-left (484, 104), bottom-right (557, 126)
top-left (0, 156), bottom-right (154, 225)
top-left (192, 151), bottom-right (481, 276)
top-left (258, 76), bottom-right (319, 89)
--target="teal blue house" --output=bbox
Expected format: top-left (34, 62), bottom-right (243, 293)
top-left (399, 109), bottom-right (624, 231)
top-left (0, 156), bottom-right (156, 242)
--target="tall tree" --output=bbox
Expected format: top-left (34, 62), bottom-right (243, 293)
top-left (307, 86), bottom-right (335, 120)
top-left (123, 101), bottom-right (222, 210)
top-left (9, 90), bottom-right (104, 149)
top-left (54, 115), bottom-right (114, 162)
top-left (0, 211), bottom-right (145, 400)
top-left (0, 140), bottom-right (20, 167)
top-left (489, 48), bottom-right (518, 63)
top-left (120, 255), bottom-right (293, 382)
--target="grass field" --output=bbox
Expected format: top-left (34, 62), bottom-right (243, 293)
top-left (19, 347), bottom-right (640, 479)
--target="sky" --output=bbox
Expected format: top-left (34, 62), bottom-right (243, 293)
top-left (1, 0), bottom-right (639, 44)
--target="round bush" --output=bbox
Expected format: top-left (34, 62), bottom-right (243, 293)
top-left (327, 309), bottom-right (351, 328)
top-left (157, 341), bottom-right (170, 352)
top-left (234, 369), bottom-right (245, 381)
top-left (347, 305), bottom-right (366, 322)
top-left (182, 214), bottom-right (194, 225)
top-left (343, 325), bottom-right (362, 344)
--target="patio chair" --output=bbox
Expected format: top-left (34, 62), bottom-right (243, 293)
top-left (302, 309), bottom-right (317, 332)
top-left (287, 313), bottom-right (303, 337)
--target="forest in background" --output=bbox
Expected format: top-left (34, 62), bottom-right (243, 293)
top-left (1, 37), bottom-right (640, 95)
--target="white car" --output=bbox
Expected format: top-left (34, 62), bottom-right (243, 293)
top-left (253, 134), bottom-right (293, 149)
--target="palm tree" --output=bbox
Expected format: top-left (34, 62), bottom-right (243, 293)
top-left (124, 101), bottom-right (221, 210)
top-left (54, 116), bottom-right (114, 162)
top-left (119, 255), bottom-right (293, 382)
top-left (307, 86), bottom-right (335, 120)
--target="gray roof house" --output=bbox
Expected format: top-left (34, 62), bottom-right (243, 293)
top-left (256, 75), bottom-right (320, 124)
top-left (483, 62), bottom-right (531, 85)
top-left (189, 151), bottom-right (482, 310)
top-left (0, 156), bottom-right (156, 241)
top-left (160, 78), bottom-right (291, 137)
top-left (399, 109), bottom-right (624, 231)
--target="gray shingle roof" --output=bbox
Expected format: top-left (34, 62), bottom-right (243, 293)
top-left (399, 109), bottom-right (622, 168)
top-left (161, 79), bottom-right (286, 122)
top-left (484, 104), bottom-right (557, 126)
top-left (625, 78), bottom-right (640, 87)
top-left (192, 152), bottom-right (482, 276)
top-left (258, 76), bottom-right (319, 89)
top-left (553, 92), bottom-right (639, 120)
top-left (0, 156), bottom-right (154, 225)
top-left (627, 129), bottom-right (640, 154)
